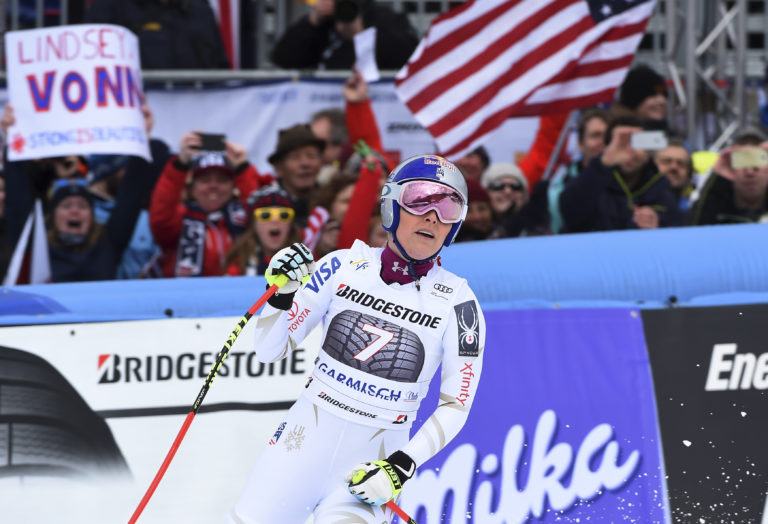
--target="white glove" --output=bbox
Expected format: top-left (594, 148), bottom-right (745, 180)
top-left (265, 243), bottom-right (315, 294)
top-left (345, 451), bottom-right (415, 506)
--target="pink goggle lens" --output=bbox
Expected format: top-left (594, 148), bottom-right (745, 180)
top-left (398, 180), bottom-right (465, 224)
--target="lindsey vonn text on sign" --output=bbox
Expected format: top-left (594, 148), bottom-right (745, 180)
top-left (5, 24), bottom-right (150, 161)
top-left (16, 27), bottom-right (141, 113)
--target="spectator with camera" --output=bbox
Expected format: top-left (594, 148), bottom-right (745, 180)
top-left (686, 130), bottom-right (768, 225)
top-left (559, 116), bottom-right (681, 233)
top-left (270, 0), bottom-right (419, 71)
top-left (653, 137), bottom-right (695, 213)
top-left (149, 132), bottom-right (265, 278)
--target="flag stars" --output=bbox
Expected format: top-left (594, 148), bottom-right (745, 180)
top-left (602, 4), bottom-right (613, 15)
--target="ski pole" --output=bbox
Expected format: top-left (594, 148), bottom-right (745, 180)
top-left (127, 281), bottom-right (283, 524)
top-left (127, 279), bottom-right (417, 524)
top-left (386, 500), bottom-right (418, 523)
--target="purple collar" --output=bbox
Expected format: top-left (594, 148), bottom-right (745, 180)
top-left (380, 244), bottom-right (434, 285)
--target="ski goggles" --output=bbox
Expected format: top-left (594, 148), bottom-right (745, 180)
top-left (385, 180), bottom-right (466, 223)
top-left (253, 206), bottom-right (295, 223)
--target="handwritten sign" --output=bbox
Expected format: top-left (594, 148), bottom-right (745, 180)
top-left (4, 24), bottom-right (150, 161)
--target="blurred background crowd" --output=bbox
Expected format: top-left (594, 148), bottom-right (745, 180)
top-left (1, 0), bottom-right (767, 284)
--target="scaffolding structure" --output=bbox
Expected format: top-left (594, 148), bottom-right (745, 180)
top-left (641, 0), bottom-right (768, 150)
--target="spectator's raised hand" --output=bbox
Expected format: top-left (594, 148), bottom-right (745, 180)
top-left (1, 105), bottom-right (16, 137)
top-left (601, 125), bottom-right (643, 167)
top-left (633, 205), bottom-right (659, 229)
top-left (602, 126), bottom-right (643, 166)
top-left (141, 98), bottom-right (154, 135)
top-left (712, 145), bottom-right (739, 180)
top-left (344, 70), bottom-right (369, 103)
top-left (226, 141), bottom-right (248, 169)
top-left (178, 131), bottom-right (203, 165)
top-left (309, 0), bottom-right (334, 25)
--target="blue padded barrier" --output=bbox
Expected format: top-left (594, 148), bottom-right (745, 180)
top-left (1, 223), bottom-right (767, 325)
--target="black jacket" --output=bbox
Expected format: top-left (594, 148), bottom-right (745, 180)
top-left (686, 173), bottom-right (768, 225)
top-left (271, 4), bottom-right (418, 70)
top-left (85, 0), bottom-right (230, 69)
top-left (559, 157), bottom-right (682, 233)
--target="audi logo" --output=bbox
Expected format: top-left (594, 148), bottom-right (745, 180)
top-left (433, 283), bottom-right (453, 293)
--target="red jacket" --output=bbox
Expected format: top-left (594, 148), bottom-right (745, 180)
top-left (149, 157), bottom-right (269, 277)
top-left (338, 99), bottom-right (389, 249)
top-left (518, 112), bottom-right (570, 192)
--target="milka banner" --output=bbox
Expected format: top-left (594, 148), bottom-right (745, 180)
top-left (4, 24), bottom-right (150, 161)
top-left (400, 308), bottom-right (671, 523)
top-left (0, 306), bottom-right (669, 523)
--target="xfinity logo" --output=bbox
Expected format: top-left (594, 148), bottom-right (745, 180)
top-left (433, 283), bottom-right (453, 294)
top-left (705, 343), bottom-right (768, 391)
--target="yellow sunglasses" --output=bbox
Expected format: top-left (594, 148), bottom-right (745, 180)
top-left (253, 206), bottom-right (295, 223)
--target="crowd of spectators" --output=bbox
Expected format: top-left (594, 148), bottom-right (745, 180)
top-left (1, 1), bottom-right (767, 285)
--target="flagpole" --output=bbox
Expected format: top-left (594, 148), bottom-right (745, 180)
top-left (541, 111), bottom-right (576, 182)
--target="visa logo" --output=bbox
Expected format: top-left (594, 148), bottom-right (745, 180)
top-left (305, 257), bottom-right (342, 293)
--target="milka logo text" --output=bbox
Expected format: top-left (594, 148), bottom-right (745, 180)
top-left (402, 410), bottom-right (641, 523)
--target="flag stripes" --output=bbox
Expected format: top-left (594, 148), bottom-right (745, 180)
top-left (395, 0), bottom-right (657, 159)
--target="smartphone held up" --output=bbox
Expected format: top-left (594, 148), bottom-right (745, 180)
top-left (730, 148), bottom-right (768, 170)
top-left (631, 130), bottom-right (668, 151)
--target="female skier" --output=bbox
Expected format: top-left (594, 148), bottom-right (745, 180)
top-left (227, 154), bottom-right (486, 523)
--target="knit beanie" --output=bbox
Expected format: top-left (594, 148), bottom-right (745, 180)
top-left (465, 177), bottom-right (490, 204)
top-left (619, 65), bottom-right (667, 109)
top-left (49, 178), bottom-right (93, 210)
top-left (247, 185), bottom-right (295, 212)
top-left (480, 162), bottom-right (528, 193)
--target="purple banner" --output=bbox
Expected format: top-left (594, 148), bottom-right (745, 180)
top-left (402, 308), bottom-right (669, 523)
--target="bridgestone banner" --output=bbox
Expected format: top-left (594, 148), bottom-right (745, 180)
top-left (642, 305), bottom-right (768, 522)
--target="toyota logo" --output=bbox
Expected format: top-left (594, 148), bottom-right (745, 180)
top-left (287, 301), bottom-right (299, 321)
top-left (433, 283), bottom-right (453, 294)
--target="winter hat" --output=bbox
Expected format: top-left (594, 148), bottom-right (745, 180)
top-left (465, 178), bottom-right (490, 204)
top-left (190, 150), bottom-right (234, 177)
top-left (88, 154), bottom-right (130, 183)
top-left (49, 178), bottom-right (93, 210)
top-left (480, 162), bottom-right (528, 193)
top-left (247, 185), bottom-right (295, 212)
top-left (268, 124), bottom-right (325, 165)
top-left (619, 65), bottom-right (667, 109)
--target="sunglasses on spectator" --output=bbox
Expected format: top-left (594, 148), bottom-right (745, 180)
top-left (488, 181), bottom-right (524, 192)
top-left (253, 207), bottom-right (295, 223)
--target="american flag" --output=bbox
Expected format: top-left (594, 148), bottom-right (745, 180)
top-left (394, 0), bottom-right (657, 159)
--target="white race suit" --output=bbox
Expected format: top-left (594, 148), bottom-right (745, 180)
top-left (227, 240), bottom-right (486, 524)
